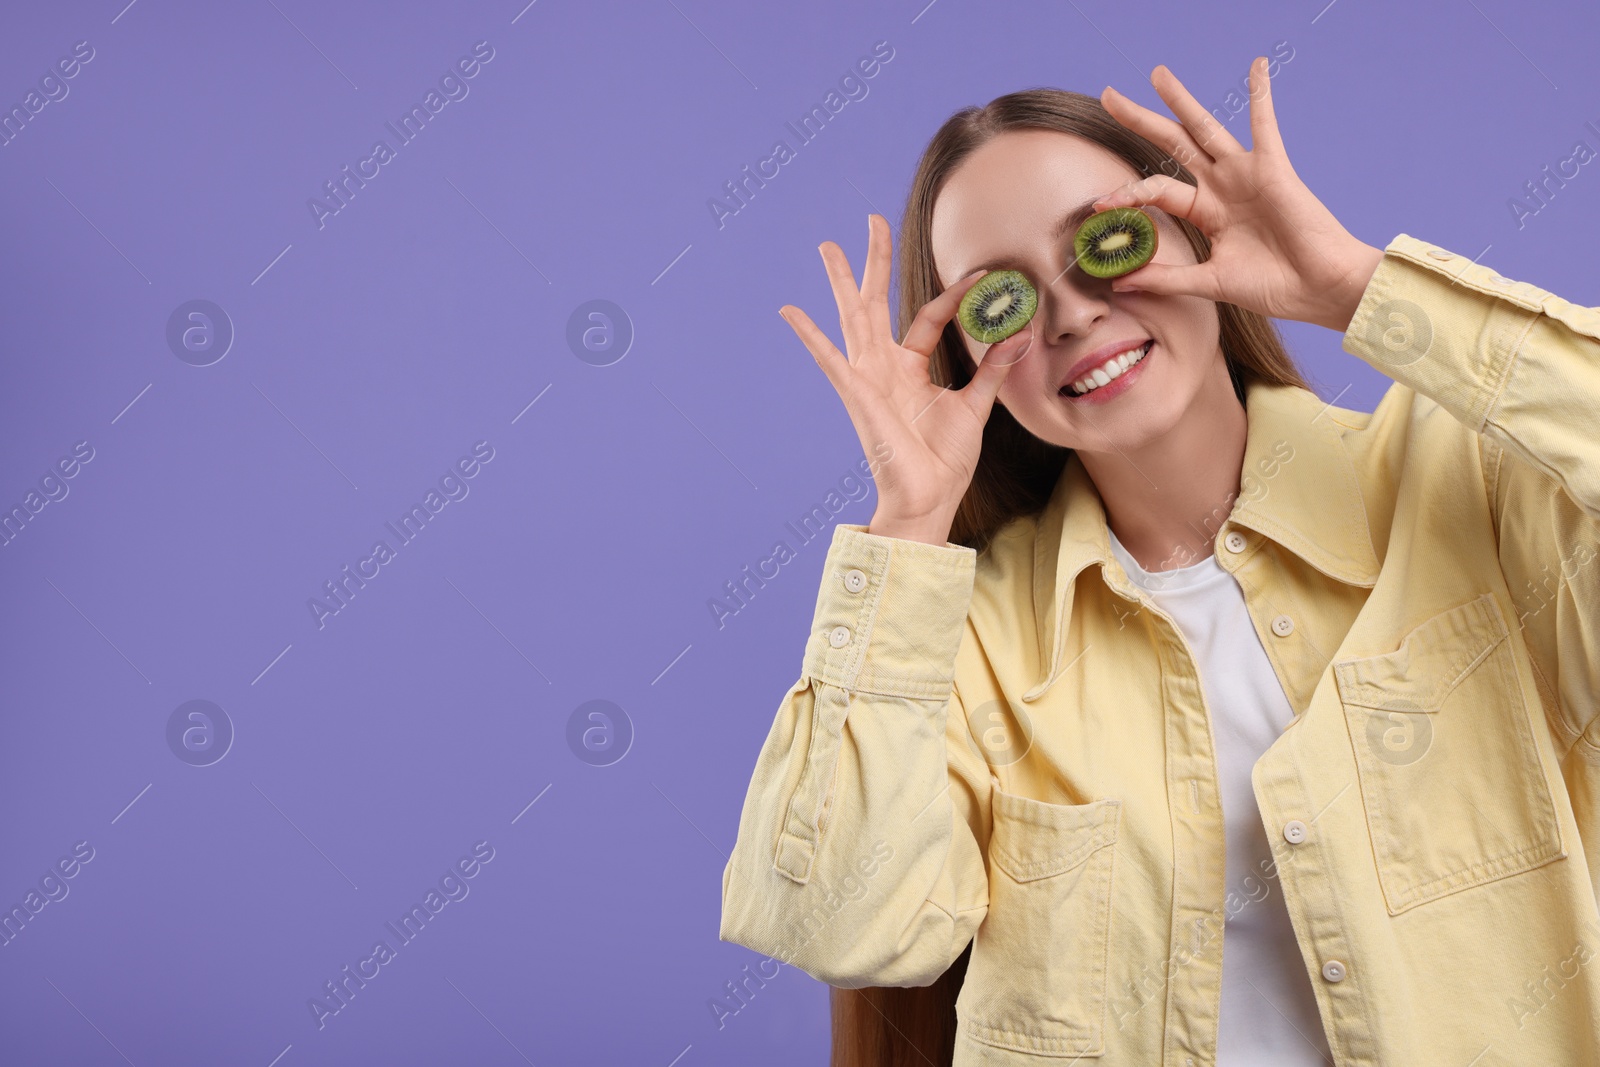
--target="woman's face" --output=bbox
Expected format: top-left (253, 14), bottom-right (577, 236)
top-left (929, 128), bottom-right (1223, 454)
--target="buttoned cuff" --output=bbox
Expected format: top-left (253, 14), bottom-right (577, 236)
top-left (800, 523), bottom-right (977, 699)
top-left (1341, 233), bottom-right (1550, 433)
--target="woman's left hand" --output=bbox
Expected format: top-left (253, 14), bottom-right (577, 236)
top-left (1092, 58), bottom-right (1386, 334)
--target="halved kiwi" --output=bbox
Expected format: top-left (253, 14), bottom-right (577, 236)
top-left (1073, 207), bottom-right (1158, 279)
top-left (956, 269), bottom-right (1038, 344)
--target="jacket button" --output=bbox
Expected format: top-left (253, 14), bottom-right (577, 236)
top-left (1426, 249), bottom-right (1453, 261)
top-left (1322, 959), bottom-right (1347, 982)
top-left (828, 625), bottom-right (851, 648)
top-left (1271, 614), bottom-right (1295, 637)
top-left (1224, 530), bottom-right (1247, 553)
top-left (843, 568), bottom-right (867, 593)
top-left (1283, 819), bottom-right (1308, 844)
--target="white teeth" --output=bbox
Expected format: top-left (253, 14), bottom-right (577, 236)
top-left (1069, 343), bottom-right (1149, 396)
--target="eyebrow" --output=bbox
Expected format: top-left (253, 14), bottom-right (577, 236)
top-left (956, 196), bottom-right (1171, 278)
top-left (1051, 196), bottom-right (1106, 242)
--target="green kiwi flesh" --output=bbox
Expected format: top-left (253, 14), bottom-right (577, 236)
top-left (956, 270), bottom-right (1038, 344)
top-left (1073, 207), bottom-right (1158, 279)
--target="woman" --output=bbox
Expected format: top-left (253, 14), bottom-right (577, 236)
top-left (719, 58), bottom-right (1600, 1066)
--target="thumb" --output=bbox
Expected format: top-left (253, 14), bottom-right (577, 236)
top-left (1111, 260), bottom-right (1219, 300)
top-left (962, 325), bottom-right (1031, 414)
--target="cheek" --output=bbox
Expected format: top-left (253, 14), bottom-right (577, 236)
top-left (996, 354), bottom-right (1054, 410)
top-left (1153, 296), bottom-right (1216, 350)
top-left (1153, 320), bottom-right (1222, 395)
top-left (1191, 304), bottom-right (1222, 349)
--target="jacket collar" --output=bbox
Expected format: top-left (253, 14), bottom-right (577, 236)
top-left (1021, 380), bottom-right (1380, 702)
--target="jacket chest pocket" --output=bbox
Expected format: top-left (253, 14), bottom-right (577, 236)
top-left (1332, 592), bottom-right (1565, 915)
top-left (956, 786), bottom-right (1120, 1059)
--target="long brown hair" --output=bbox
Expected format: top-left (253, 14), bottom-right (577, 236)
top-left (829, 87), bottom-right (1310, 1065)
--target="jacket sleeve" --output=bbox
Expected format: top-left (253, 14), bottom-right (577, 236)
top-left (1340, 234), bottom-right (1600, 892)
top-left (718, 522), bottom-right (993, 988)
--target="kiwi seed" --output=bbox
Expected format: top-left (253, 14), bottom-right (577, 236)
top-left (956, 269), bottom-right (1038, 345)
top-left (1073, 207), bottom-right (1158, 279)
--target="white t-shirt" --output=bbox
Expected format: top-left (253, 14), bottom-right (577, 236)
top-left (1107, 526), bottom-right (1333, 1066)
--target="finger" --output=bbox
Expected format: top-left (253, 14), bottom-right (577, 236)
top-left (818, 241), bottom-right (873, 363)
top-left (1107, 260), bottom-right (1222, 301)
top-left (966, 316), bottom-right (1035, 370)
top-left (1149, 64), bottom-right (1245, 161)
top-left (857, 214), bottom-right (895, 344)
top-left (959, 320), bottom-right (1030, 414)
top-left (779, 304), bottom-right (853, 397)
top-left (900, 269), bottom-right (990, 357)
top-left (1091, 174), bottom-right (1202, 230)
top-left (1100, 83), bottom-right (1213, 178)
top-left (1245, 56), bottom-right (1286, 158)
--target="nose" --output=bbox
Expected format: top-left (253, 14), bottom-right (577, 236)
top-left (1035, 261), bottom-right (1115, 346)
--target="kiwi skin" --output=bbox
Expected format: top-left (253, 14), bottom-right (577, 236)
top-left (1074, 206), bottom-right (1158, 280)
top-left (956, 269), bottom-right (1038, 345)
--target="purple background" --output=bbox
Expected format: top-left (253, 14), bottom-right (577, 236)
top-left (1, 0), bottom-right (1596, 1063)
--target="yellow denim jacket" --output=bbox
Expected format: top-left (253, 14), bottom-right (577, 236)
top-left (719, 234), bottom-right (1600, 1067)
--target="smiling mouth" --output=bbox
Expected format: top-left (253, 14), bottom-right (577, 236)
top-left (1060, 342), bottom-right (1152, 397)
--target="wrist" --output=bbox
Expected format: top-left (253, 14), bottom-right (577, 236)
top-left (1315, 241), bottom-right (1386, 333)
top-left (867, 508), bottom-right (956, 546)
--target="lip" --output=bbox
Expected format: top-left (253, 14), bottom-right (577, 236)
top-left (1059, 337), bottom-right (1152, 390)
top-left (1059, 341), bottom-right (1153, 404)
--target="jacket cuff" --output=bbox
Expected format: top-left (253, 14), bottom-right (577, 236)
top-left (1341, 233), bottom-right (1549, 433)
top-left (800, 523), bottom-right (977, 699)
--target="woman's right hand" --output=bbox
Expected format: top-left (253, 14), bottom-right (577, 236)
top-left (779, 213), bottom-right (1034, 546)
